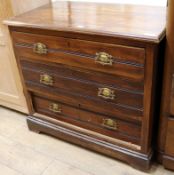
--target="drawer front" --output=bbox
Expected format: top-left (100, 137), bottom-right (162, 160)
top-left (13, 32), bottom-right (145, 81)
top-left (32, 94), bottom-right (141, 145)
top-left (165, 118), bottom-right (174, 157)
top-left (21, 60), bottom-right (144, 92)
top-left (27, 83), bottom-right (143, 123)
top-left (21, 61), bottom-right (143, 109)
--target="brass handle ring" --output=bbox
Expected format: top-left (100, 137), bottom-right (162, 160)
top-left (102, 118), bottom-right (118, 130)
top-left (49, 103), bottom-right (62, 113)
top-left (95, 52), bottom-right (113, 66)
top-left (33, 42), bottom-right (48, 54)
top-left (40, 73), bottom-right (54, 86)
top-left (98, 87), bottom-right (115, 100)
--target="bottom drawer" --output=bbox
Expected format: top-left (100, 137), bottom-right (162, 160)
top-left (165, 118), bottom-right (174, 157)
top-left (32, 94), bottom-right (141, 145)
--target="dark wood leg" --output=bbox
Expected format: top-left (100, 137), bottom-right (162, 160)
top-left (27, 116), bottom-right (41, 134)
top-left (163, 155), bottom-right (174, 171)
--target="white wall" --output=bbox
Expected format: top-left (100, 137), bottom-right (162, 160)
top-left (52, 0), bottom-right (167, 6)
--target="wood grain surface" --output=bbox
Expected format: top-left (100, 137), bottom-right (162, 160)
top-left (5, 1), bottom-right (166, 42)
top-left (157, 0), bottom-right (174, 171)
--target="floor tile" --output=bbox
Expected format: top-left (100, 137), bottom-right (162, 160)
top-left (10, 126), bottom-right (118, 174)
top-left (0, 135), bottom-right (17, 165)
top-left (2, 143), bottom-right (54, 175)
top-left (0, 107), bottom-right (26, 137)
top-left (0, 163), bottom-right (23, 175)
top-left (163, 169), bottom-right (174, 175)
top-left (0, 107), bottom-right (26, 126)
top-left (42, 160), bottom-right (93, 175)
top-left (120, 164), bottom-right (165, 175)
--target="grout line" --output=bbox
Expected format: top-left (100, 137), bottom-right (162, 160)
top-left (7, 128), bottom-right (96, 175)
top-left (39, 158), bottom-right (95, 175)
top-left (0, 141), bottom-right (55, 175)
top-left (53, 158), bottom-right (96, 175)
top-left (39, 159), bottom-right (55, 175)
top-left (7, 136), bottom-right (95, 175)
top-left (2, 122), bottom-right (132, 175)
top-left (0, 161), bottom-right (24, 175)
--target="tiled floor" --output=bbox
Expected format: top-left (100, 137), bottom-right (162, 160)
top-left (0, 106), bottom-right (173, 175)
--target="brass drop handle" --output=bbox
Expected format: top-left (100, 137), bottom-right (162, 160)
top-left (33, 43), bottom-right (48, 54)
top-left (102, 118), bottom-right (118, 130)
top-left (98, 88), bottom-right (115, 100)
top-left (95, 52), bottom-right (113, 65)
top-left (49, 103), bottom-right (62, 113)
top-left (40, 73), bottom-right (54, 86)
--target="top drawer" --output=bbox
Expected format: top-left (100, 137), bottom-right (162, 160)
top-left (12, 32), bottom-right (145, 80)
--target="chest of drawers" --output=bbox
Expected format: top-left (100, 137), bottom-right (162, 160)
top-left (5, 1), bottom-right (166, 171)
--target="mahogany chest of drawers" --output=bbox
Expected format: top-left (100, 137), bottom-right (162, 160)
top-left (5, 1), bottom-right (166, 171)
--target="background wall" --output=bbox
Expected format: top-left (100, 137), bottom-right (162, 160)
top-left (11, 0), bottom-right (50, 15)
top-left (0, 0), bottom-right (50, 113)
top-left (51, 0), bottom-right (167, 6)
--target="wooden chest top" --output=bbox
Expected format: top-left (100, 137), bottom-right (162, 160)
top-left (4, 1), bottom-right (166, 43)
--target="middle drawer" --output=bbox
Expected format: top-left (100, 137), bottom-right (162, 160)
top-left (21, 60), bottom-right (143, 110)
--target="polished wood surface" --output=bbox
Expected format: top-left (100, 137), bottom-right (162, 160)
top-left (5, 1), bottom-right (166, 42)
top-left (12, 32), bottom-right (145, 81)
top-left (20, 60), bottom-right (143, 123)
top-left (12, 31), bottom-right (145, 64)
top-left (170, 75), bottom-right (174, 115)
top-left (157, 0), bottom-right (174, 171)
top-left (6, 1), bottom-right (166, 171)
top-left (21, 60), bottom-right (144, 92)
top-left (16, 46), bottom-right (144, 80)
top-left (21, 61), bottom-right (143, 109)
top-left (32, 94), bottom-right (141, 145)
top-left (165, 118), bottom-right (174, 157)
top-left (163, 118), bottom-right (174, 170)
